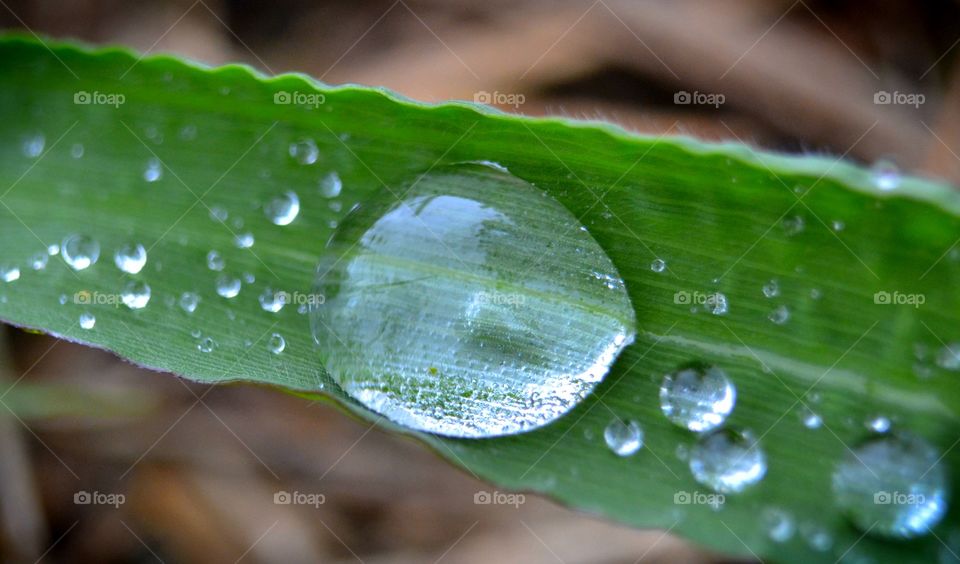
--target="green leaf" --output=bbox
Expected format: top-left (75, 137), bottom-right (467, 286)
top-left (1, 35), bottom-right (959, 562)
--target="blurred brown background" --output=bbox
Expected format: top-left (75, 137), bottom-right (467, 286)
top-left (1, 0), bottom-right (959, 562)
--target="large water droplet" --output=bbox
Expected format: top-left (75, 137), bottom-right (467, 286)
top-left (659, 363), bottom-right (735, 432)
top-left (689, 427), bottom-right (766, 493)
top-left (114, 243), bottom-right (147, 274)
top-left (832, 431), bottom-right (948, 539)
top-left (61, 234), bottom-right (100, 270)
top-left (264, 191), bottom-right (300, 225)
top-left (604, 419), bottom-right (643, 456)
top-left (310, 163), bottom-right (636, 437)
top-left (120, 280), bottom-right (151, 309)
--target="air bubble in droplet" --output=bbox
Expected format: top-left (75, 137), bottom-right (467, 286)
top-left (61, 234), bottom-right (100, 270)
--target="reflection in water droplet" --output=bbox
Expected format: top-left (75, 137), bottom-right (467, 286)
top-left (762, 507), bottom-right (795, 543)
top-left (268, 333), bottom-right (286, 354)
top-left (311, 163), bottom-right (636, 437)
top-left (206, 250), bottom-right (225, 271)
top-left (0, 264), bottom-right (20, 283)
top-left (121, 280), bottom-right (151, 309)
top-left (604, 419), bottom-right (643, 456)
top-left (320, 172), bottom-right (342, 198)
top-left (264, 191), bottom-right (300, 225)
top-left (289, 138), bottom-right (319, 165)
top-left (660, 364), bottom-right (735, 432)
top-left (114, 243), bottom-right (147, 274)
top-left (179, 292), bottom-right (199, 313)
top-left (832, 432), bottom-right (948, 539)
top-left (689, 427), bottom-right (766, 493)
top-left (215, 274), bottom-right (241, 298)
top-left (62, 234), bottom-right (100, 270)
top-left (79, 312), bottom-right (95, 330)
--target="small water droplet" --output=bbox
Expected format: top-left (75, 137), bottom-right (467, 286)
top-left (810, 288), bottom-right (823, 300)
top-left (197, 336), bottom-right (217, 353)
top-left (800, 522), bottom-right (833, 551)
top-left (936, 344), bottom-right (960, 371)
top-left (209, 206), bottom-right (228, 222)
top-left (689, 427), bottom-right (766, 493)
top-left (872, 159), bottom-right (901, 191)
top-left (179, 124), bottom-right (197, 140)
top-left (320, 171), bottom-right (343, 198)
top-left (762, 279), bottom-right (779, 298)
top-left (258, 287), bottom-right (286, 313)
top-left (215, 274), bottom-right (241, 298)
top-left (143, 157), bottom-right (163, 182)
top-left (79, 312), bottom-right (96, 330)
top-left (660, 363), bottom-right (735, 432)
top-left (179, 292), bottom-right (199, 313)
top-left (650, 258), bottom-right (666, 273)
top-left (768, 305), bottom-right (790, 325)
top-left (58, 294), bottom-right (68, 305)
top-left (832, 220), bottom-right (845, 232)
top-left (234, 232), bottom-right (254, 249)
top-left (242, 272), bottom-right (255, 284)
top-left (705, 292), bottom-right (728, 315)
top-left (29, 252), bottom-right (48, 270)
top-left (762, 507), bottom-right (795, 543)
top-left (114, 243), bottom-right (147, 274)
top-left (267, 332), bottom-right (286, 354)
top-left (675, 443), bottom-right (689, 461)
top-left (832, 432), bottom-right (947, 539)
top-left (22, 134), bottom-right (44, 158)
top-left (120, 280), bottom-right (151, 309)
top-left (70, 143), bottom-right (84, 159)
top-left (61, 234), bottom-right (100, 270)
top-left (0, 264), bottom-right (20, 283)
top-left (289, 138), bottom-right (319, 165)
top-left (800, 406), bottom-right (823, 429)
top-left (264, 191), bottom-right (300, 225)
top-left (781, 215), bottom-right (805, 236)
top-left (206, 250), bottom-right (225, 271)
top-left (603, 419), bottom-right (643, 456)
top-left (866, 415), bottom-right (891, 433)
top-left (47, 244), bottom-right (59, 256)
